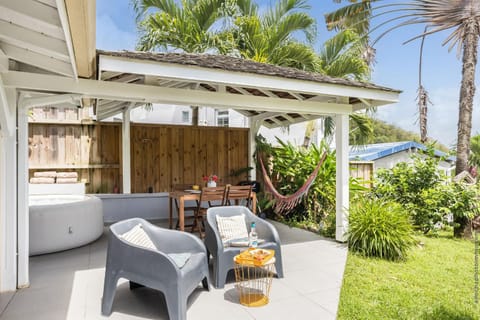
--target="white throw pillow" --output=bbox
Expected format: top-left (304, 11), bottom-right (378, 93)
top-left (120, 224), bottom-right (157, 250)
top-left (216, 214), bottom-right (248, 245)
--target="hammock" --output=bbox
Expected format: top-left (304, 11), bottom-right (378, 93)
top-left (259, 152), bottom-right (328, 214)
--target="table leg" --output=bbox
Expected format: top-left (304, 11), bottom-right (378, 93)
top-left (169, 196), bottom-right (173, 229)
top-left (179, 196), bottom-right (185, 231)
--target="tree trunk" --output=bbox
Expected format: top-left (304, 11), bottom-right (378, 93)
top-left (454, 18), bottom-right (479, 237)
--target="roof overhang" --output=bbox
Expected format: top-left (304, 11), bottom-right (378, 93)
top-left (0, 0), bottom-right (79, 78)
top-left (93, 51), bottom-right (400, 127)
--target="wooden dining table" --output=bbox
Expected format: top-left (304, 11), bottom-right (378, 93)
top-left (168, 190), bottom-right (257, 231)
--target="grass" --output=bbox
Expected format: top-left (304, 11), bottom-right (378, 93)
top-left (337, 233), bottom-right (480, 320)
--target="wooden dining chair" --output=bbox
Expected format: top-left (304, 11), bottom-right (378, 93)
top-left (191, 186), bottom-right (227, 238)
top-left (172, 183), bottom-right (198, 230)
top-left (225, 184), bottom-right (253, 209)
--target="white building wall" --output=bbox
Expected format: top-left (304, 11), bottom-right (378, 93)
top-left (373, 150), bottom-right (455, 177)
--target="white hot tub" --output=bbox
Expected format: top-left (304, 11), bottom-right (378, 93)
top-left (29, 194), bottom-right (103, 256)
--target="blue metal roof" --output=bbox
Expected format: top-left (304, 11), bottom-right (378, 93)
top-left (349, 141), bottom-right (456, 162)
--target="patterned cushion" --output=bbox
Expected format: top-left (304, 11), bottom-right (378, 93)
top-left (120, 224), bottom-right (157, 250)
top-left (216, 214), bottom-right (248, 245)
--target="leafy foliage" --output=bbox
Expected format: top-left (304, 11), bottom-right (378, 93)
top-left (374, 148), bottom-right (479, 235)
top-left (255, 135), bottom-right (365, 237)
top-left (347, 197), bottom-right (415, 261)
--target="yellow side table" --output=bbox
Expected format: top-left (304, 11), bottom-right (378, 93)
top-left (233, 248), bottom-right (275, 307)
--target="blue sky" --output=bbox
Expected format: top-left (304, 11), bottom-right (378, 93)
top-left (96, 0), bottom-right (480, 147)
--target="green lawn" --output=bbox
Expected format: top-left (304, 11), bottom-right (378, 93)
top-left (338, 234), bottom-right (480, 320)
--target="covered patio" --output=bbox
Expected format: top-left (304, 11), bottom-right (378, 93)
top-left (0, 0), bottom-right (400, 315)
top-left (0, 221), bottom-right (347, 320)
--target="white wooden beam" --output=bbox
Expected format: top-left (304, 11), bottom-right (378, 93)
top-left (335, 114), bottom-right (349, 242)
top-left (101, 71), bottom-right (123, 81)
top-left (3, 71), bottom-right (353, 115)
top-left (98, 55), bottom-right (400, 106)
top-left (258, 89), bottom-right (277, 98)
top-left (249, 120), bottom-right (261, 181)
top-left (0, 133), bottom-right (17, 292)
top-left (0, 19), bottom-right (70, 61)
top-left (282, 113), bottom-right (295, 122)
top-left (0, 75), bottom-right (14, 137)
top-left (289, 92), bottom-right (305, 100)
top-left (122, 104), bottom-right (134, 193)
top-left (16, 97), bottom-right (29, 288)
top-left (231, 87), bottom-right (252, 95)
top-left (250, 112), bottom-right (281, 121)
top-left (97, 106), bottom-right (125, 120)
top-left (0, 48), bottom-right (8, 73)
top-left (1, 44), bottom-right (73, 76)
top-left (0, 0), bottom-right (64, 39)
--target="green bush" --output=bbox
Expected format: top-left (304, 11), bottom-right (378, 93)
top-left (348, 198), bottom-right (415, 261)
top-left (373, 148), bottom-right (479, 236)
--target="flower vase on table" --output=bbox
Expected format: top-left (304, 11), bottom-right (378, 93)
top-left (207, 181), bottom-right (217, 187)
top-left (203, 174), bottom-right (219, 188)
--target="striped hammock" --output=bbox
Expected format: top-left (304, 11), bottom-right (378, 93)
top-left (259, 152), bottom-right (327, 214)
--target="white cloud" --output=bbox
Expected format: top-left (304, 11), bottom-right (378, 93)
top-left (96, 14), bottom-right (137, 51)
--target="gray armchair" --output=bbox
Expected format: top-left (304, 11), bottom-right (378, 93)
top-left (102, 218), bottom-right (209, 320)
top-left (205, 206), bottom-right (284, 289)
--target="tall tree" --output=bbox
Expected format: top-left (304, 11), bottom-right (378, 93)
top-left (305, 29), bottom-right (373, 147)
top-left (325, 0), bottom-right (433, 144)
top-left (133, 0), bottom-right (236, 53)
top-left (232, 0), bottom-right (318, 70)
top-left (328, 0), bottom-right (479, 177)
top-left (329, 0), bottom-right (480, 237)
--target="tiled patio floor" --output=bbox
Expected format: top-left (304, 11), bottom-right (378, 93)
top-left (0, 220), bottom-right (347, 320)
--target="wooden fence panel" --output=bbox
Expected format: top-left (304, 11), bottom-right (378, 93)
top-left (350, 161), bottom-right (373, 188)
top-left (29, 123), bottom-right (121, 193)
top-left (29, 122), bottom-right (250, 193)
top-left (130, 125), bottom-right (250, 192)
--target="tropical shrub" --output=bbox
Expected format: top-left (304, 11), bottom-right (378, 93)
top-left (373, 148), bottom-right (480, 236)
top-left (255, 135), bottom-right (366, 237)
top-left (373, 149), bottom-right (450, 233)
top-left (347, 198), bottom-right (415, 261)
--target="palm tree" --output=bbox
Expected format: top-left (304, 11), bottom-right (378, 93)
top-left (326, 0), bottom-right (434, 144)
top-left (232, 0), bottom-right (318, 70)
top-left (330, 0), bottom-right (480, 237)
top-left (304, 29), bottom-right (373, 147)
top-left (329, 0), bottom-right (479, 177)
top-left (133, 0), bottom-right (237, 53)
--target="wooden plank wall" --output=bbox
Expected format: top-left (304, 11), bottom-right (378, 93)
top-left (350, 161), bottom-right (373, 188)
top-left (28, 122), bottom-right (250, 193)
top-left (29, 123), bottom-right (121, 193)
top-left (130, 124), bottom-right (250, 193)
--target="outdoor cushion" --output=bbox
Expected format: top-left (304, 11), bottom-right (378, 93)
top-left (120, 224), bottom-right (157, 250)
top-left (216, 214), bottom-right (248, 244)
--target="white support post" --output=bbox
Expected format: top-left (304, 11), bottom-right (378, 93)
top-left (335, 114), bottom-right (349, 242)
top-left (122, 105), bottom-right (133, 194)
top-left (0, 85), bottom-right (17, 292)
top-left (0, 127), bottom-right (17, 292)
top-left (16, 98), bottom-right (29, 288)
top-left (249, 119), bottom-right (261, 181)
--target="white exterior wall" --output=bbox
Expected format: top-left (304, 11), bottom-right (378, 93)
top-left (373, 150), bottom-right (455, 177)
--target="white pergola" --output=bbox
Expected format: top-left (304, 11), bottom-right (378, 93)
top-left (0, 0), bottom-right (400, 293)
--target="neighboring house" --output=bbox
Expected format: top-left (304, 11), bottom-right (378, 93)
top-left (127, 104), bottom-right (249, 128)
top-left (349, 141), bottom-right (456, 176)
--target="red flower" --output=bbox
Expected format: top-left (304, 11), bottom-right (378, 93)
top-left (203, 174), bottom-right (218, 182)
